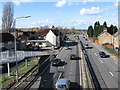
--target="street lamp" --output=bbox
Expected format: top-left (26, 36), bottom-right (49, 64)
top-left (13, 15), bottom-right (31, 82)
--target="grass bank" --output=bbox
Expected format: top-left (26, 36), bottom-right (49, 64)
top-left (1, 57), bottom-right (40, 89)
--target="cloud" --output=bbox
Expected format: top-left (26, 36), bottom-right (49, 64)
top-left (12, 0), bottom-right (33, 6)
top-left (54, 0), bottom-right (66, 7)
top-left (82, 0), bottom-right (95, 4)
top-left (80, 7), bottom-right (101, 15)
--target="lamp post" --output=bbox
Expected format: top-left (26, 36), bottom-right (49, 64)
top-left (13, 15), bottom-right (31, 82)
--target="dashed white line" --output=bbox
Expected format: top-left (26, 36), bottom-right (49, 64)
top-left (70, 69), bottom-right (72, 70)
top-left (94, 53), bottom-right (97, 56)
top-left (99, 58), bottom-right (103, 63)
top-left (110, 72), bottom-right (114, 76)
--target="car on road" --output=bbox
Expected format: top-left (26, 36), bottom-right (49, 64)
top-left (99, 51), bottom-right (110, 58)
top-left (84, 44), bottom-right (93, 49)
top-left (51, 58), bottom-right (67, 66)
top-left (85, 38), bottom-right (88, 41)
top-left (65, 46), bottom-right (69, 50)
top-left (55, 78), bottom-right (71, 90)
top-left (70, 54), bottom-right (77, 60)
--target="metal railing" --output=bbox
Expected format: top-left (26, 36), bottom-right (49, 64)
top-left (0, 51), bottom-right (51, 64)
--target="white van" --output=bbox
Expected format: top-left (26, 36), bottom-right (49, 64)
top-left (55, 78), bottom-right (71, 90)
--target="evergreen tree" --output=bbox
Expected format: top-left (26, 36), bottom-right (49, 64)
top-left (108, 25), bottom-right (118, 35)
top-left (87, 25), bottom-right (94, 37)
top-left (103, 21), bottom-right (107, 28)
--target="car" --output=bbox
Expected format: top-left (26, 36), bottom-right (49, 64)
top-left (70, 54), bottom-right (77, 60)
top-left (84, 44), bottom-right (89, 48)
top-left (99, 51), bottom-right (110, 58)
top-left (51, 58), bottom-right (67, 66)
top-left (54, 46), bottom-right (60, 49)
top-left (85, 38), bottom-right (88, 41)
top-left (55, 78), bottom-right (71, 90)
top-left (65, 46), bottom-right (69, 50)
top-left (27, 46), bottom-right (39, 50)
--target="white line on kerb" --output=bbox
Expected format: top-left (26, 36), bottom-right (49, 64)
top-left (99, 58), bottom-right (103, 63)
top-left (110, 72), bottom-right (114, 76)
top-left (94, 53), bottom-right (97, 56)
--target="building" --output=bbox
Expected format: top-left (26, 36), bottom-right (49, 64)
top-left (0, 33), bottom-right (15, 51)
top-left (98, 28), bottom-right (113, 45)
top-left (113, 30), bottom-right (120, 48)
top-left (37, 29), bottom-right (62, 47)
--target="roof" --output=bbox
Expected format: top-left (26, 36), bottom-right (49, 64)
top-left (0, 33), bottom-right (15, 42)
top-left (57, 79), bottom-right (69, 84)
top-left (98, 31), bottom-right (112, 37)
top-left (114, 30), bottom-right (120, 37)
top-left (37, 29), bottom-right (62, 38)
top-left (37, 29), bottom-right (50, 38)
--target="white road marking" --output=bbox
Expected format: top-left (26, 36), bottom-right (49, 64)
top-left (70, 72), bottom-right (72, 73)
top-left (114, 62), bottom-right (117, 64)
top-left (94, 53), bottom-right (97, 56)
top-left (110, 72), bottom-right (114, 76)
top-left (58, 73), bottom-right (62, 80)
top-left (91, 49), bottom-right (93, 51)
top-left (99, 58), bottom-right (103, 63)
top-left (70, 69), bottom-right (72, 70)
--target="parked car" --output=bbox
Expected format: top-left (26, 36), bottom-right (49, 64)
top-left (51, 58), bottom-right (66, 66)
top-left (70, 54), bottom-right (77, 60)
top-left (27, 46), bottom-right (39, 50)
top-left (55, 78), bottom-right (71, 90)
top-left (99, 51), bottom-right (110, 58)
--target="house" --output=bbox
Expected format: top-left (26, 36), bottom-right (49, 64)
top-left (113, 30), bottom-right (120, 48)
top-left (0, 33), bottom-right (15, 51)
top-left (37, 29), bottom-right (62, 47)
top-left (98, 28), bottom-right (113, 45)
top-left (18, 32), bottom-right (30, 50)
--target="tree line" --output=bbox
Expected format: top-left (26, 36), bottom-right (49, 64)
top-left (87, 21), bottom-right (118, 39)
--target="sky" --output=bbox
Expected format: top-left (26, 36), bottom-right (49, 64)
top-left (0, 0), bottom-right (119, 29)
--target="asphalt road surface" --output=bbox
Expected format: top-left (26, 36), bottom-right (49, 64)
top-left (79, 35), bottom-right (118, 89)
top-left (30, 35), bottom-right (82, 89)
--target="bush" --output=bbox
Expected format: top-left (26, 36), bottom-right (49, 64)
top-left (0, 77), bottom-right (8, 83)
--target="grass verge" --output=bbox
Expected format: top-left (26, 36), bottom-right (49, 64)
top-left (1, 57), bottom-right (40, 89)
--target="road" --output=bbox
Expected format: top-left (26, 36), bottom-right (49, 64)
top-left (30, 35), bottom-right (82, 89)
top-left (79, 35), bottom-right (118, 89)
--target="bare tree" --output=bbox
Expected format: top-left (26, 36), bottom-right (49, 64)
top-left (2, 2), bottom-right (14, 32)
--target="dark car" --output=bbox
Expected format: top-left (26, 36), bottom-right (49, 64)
top-left (99, 51), bottom-right (110, 58)
top-left (51, 58), bottom-right (66, 66)
top-left (85, 38), bottom-right (88, 41)
top-left (70, 54), bottom-right (77, 60)
top-left (27, 46), bottom-right (39, 50)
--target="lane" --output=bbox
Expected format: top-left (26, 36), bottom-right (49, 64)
top-left (31, 35), bottom-right (82, 89)
top-left (79, 35), bottom-right (118, 88)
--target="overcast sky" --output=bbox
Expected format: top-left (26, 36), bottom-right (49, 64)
top-left (0, 0), bottom-right (119, 29)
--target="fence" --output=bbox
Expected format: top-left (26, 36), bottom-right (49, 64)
top-left (0, 51), bottom-right (50, 64)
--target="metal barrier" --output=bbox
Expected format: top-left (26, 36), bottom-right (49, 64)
top-left (78, 41), bottom-right (95, 89)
